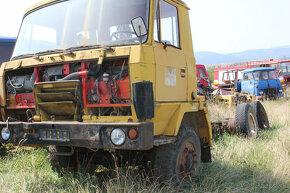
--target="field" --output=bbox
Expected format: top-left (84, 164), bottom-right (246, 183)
top-left (0, 97), bottom-right (289, 193)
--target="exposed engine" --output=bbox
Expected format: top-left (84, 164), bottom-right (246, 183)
top-left (6, 75), bottom-right (34, 94)
top-left (5, 59), bottom-right (131, 121)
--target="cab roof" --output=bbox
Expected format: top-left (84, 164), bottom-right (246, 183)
top-left (174, 0), bottom-right (188, 8)
top-left (243, 67), bottom-right (275, 73)
top-left (25, 0), bottom-right (189, 16)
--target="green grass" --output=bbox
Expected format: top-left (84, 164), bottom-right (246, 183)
top-left (0, 98), bottom-right (289, 192)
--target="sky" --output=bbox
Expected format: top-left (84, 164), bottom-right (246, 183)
top-left (0, 0), bottom-right (290, 54)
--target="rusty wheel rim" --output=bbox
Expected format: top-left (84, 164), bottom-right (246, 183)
top-left (260, 110), bottom-right (269, 129)
top-left (248, 113), bottom-right (258, 138)
top-left (178, 141), bottom-right (197, 180)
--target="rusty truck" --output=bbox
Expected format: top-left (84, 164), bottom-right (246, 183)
top-left (0, 0), bottom-right (261, 185)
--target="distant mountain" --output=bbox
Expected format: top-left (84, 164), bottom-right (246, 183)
top-left (195, 46), bottom-right (290, 65)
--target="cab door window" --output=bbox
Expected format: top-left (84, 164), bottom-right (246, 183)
top-left (244, 72), bottom-right (253, 81)
top-left (155, 0), bottom-right (180, 47)
top-left (154, 0), bottom-right (159, 41)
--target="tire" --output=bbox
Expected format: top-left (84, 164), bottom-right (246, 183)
top-left (153, 124), bottom-right (201, 185)
top-left (250, 101), bottom-right (269, 130)
top-left (49, 146), bottom-right (76, 174)
top-left (235, 103), bottom-right (258, 139)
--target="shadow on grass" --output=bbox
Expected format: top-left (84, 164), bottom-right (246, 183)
top-left (182, 159), bottom-right (289, 193)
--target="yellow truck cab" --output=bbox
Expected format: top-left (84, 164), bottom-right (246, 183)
top-left (0, 0), bottom-right (212, 185)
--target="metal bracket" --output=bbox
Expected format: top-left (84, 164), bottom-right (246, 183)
top-left (48, 146), bottom-right (74, 156)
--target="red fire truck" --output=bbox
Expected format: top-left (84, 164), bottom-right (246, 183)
top-left (213, 59), bottom-right (290, 87)
top-left (196, 64), bottom-right (210, 87)
top-left (196, 64), bottom-right (213, 99)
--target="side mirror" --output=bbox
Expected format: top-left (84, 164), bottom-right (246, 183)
top-left (131, 17), bottom-right (148, 37)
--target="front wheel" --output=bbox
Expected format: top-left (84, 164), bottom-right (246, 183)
top-left (153, 125), bottom-right (201, 185)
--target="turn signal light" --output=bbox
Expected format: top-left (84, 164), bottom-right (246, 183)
top-left (256, 85), bottom-right (259, 88)
top-left (128, 128), bottom-right (138, 140)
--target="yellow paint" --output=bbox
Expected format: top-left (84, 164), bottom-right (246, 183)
top-left (214, 94), bottom-right (256, 107)
top-left (154, 44), bottom-right (188, 101)
top-left (42, 84), bottom-right (54, 88)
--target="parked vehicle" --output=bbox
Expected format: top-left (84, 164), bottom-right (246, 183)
top-left (213, 59), bottom-right (290, 87)
top-left (214, 67), bottom-right (283, 106)
top-left (0, 0), bottom-right (268, 185)
top-left (0, 0), bottom-right (212, 185)
top-left (239, 68), bottom-right (283, 99)
top-left (196, 64), bottom-right (213, 99)
top-left (196, 65), bottom-right (210, 87)
top-left (0, 37), bottom-right (16, 65)
top-left (279, 62), bottom-right (290, 86)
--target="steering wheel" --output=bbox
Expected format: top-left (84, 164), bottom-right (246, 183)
top-left (110, 31), bottom-right (136, 40)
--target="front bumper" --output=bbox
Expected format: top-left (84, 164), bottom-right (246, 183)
top-left (0, 121), bottom-right (153, 150)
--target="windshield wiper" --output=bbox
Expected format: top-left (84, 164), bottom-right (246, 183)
top-left (35, 49), bottom-right (76, 57)
top-left (66, 45), bottom-right (112, 51)
top-left (11, 46), bottom-right (112, 61)
top-left (35, 49), bottom-right (66, 55)
top-left (12, 49), bottom-right (66, 60)
top-left (11, 53), bottom-right (42, 61)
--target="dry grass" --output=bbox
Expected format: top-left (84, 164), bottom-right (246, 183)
top-left (187, 96), bottom-right (290, 192)
top-left (208, 103), bottom-right (236, 120)
top-left (0, 94), bottom-right (289, 192)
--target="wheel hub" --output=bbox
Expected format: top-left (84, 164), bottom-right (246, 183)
top-left (178, 141), bottom-right (197, 180)
top-left (248, 113), bottom-right (257, 138)
top-left (260, 110), bottom-right (269, 129)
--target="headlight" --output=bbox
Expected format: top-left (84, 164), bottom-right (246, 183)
top-left (1, 127), bottom-right (11, 141)
top-left (279, 90), bottom-right (283, 92)
top-left (110, 128), bottom-right (126, 146)
top-left (259, 91), bottom-right (264, 95)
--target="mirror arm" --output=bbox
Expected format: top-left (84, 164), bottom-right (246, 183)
top-left (162, 41), bottom-right (168, 49)
top-left (138, 25), bottom-right (142, 44)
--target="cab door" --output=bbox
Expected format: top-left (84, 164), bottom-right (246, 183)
top-left (241, 72), bottom-right (255, 95)
top-left (153, 0), bottom-right (187, 102)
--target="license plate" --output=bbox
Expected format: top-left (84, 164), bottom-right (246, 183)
top-left (40, 129), bottom-right (70, 142)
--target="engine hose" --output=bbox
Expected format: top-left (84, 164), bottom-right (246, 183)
top-left (88, 63), bottom-right (101, 77)
top-left (60, 72), bottom-right (80, 80)
top-left (60, 64), bottom-right (102, 80)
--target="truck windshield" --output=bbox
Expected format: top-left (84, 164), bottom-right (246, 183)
top-left (12, 0), bottom-right (150, 58)
top-left (198, 68), bottom-right (207, 78)
top-left (253, 70), bottom-right (277, 81)
top-left (281, 62), bottom-right (290, 76)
